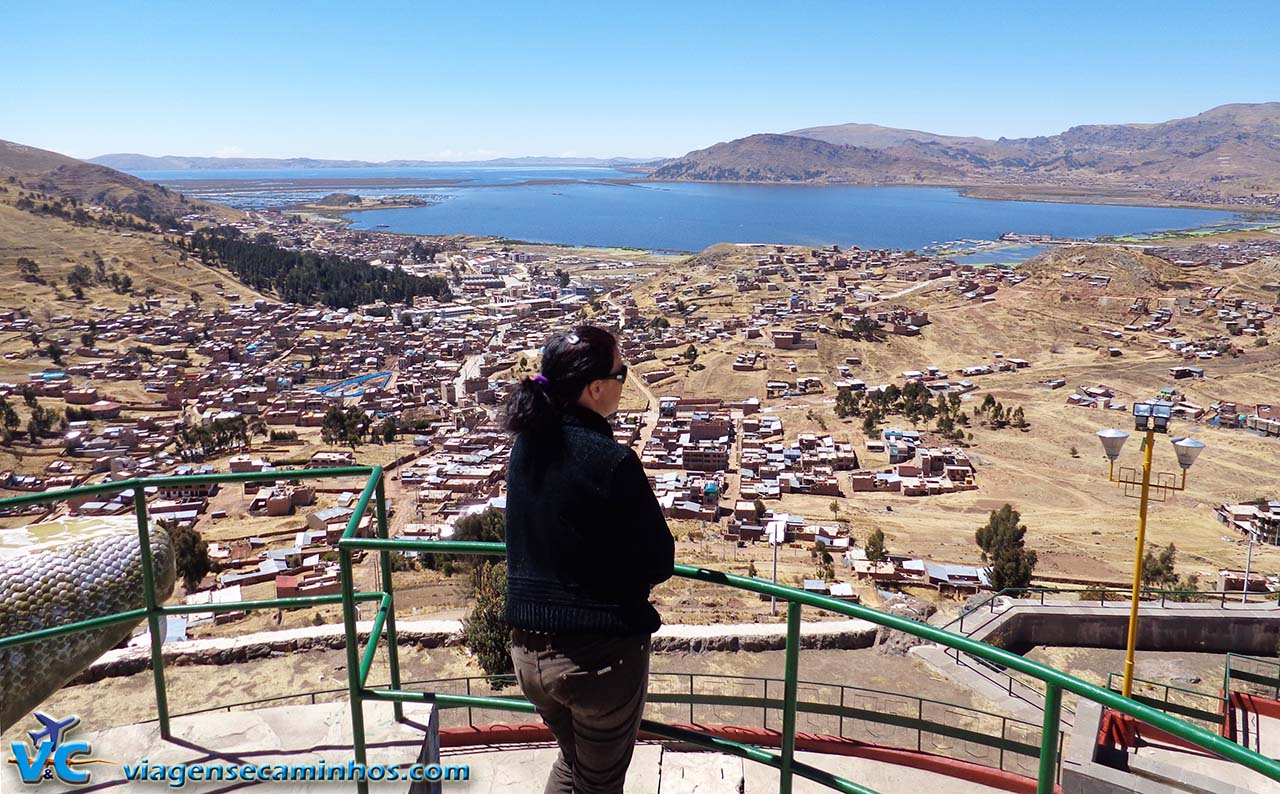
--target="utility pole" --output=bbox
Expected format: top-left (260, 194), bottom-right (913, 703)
top-left (771, 523), bottom-right (780, 618)
top-left (1242, 535), bottom-right (1255, 604)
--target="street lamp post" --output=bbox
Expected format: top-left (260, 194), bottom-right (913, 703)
top-left (1097, 401), bottom-right (1205, 699)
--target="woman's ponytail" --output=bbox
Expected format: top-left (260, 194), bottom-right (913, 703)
top-left (504, 375), bottom-right (557, 434)
top-left (503, 325), bottom-right (618, 436)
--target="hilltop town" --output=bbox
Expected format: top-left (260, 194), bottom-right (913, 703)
top-left (5, 144), bottom-right (1280, 646)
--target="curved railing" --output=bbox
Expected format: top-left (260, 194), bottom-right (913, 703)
top-left (5, 468), bottom-right (1280, 794)
top-left (145, 671), bottom-right (1050, 779)
top-left (362, 538), bottom-right (1280, 794)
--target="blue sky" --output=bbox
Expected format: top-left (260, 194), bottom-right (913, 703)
top-left (4, 0), bottom-right (1276, 161)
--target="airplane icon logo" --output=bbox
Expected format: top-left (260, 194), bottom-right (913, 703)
top-left (28, 713), bottom-right (81, 750)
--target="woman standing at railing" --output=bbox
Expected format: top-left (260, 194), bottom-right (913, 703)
top-left (503, 324), bottom-right (675, 794)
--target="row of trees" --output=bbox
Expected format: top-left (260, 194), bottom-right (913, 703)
top-left (12, 192), bottom-right (175, 233)
top-left (175, 415), bottom-right (268, 461)
top-left (321, 405), bottom-right (373, 449)
top-left (16, 256), bottom-right (132, 298)
top-left (836, 381), bottom-right (973, 443)
top-left (0, 396), bottom-right (68, 445)
top-left (186, 228), bottom-right (452, 309)
top-left (833, 383), bottom-right (1030, 440)
top-left (976, 394), bottom-right (1030, 431)
top-left (320, 405), bottom-right (407, 449)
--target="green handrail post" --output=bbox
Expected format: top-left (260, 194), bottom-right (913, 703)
top-left (374, 476), bottom-right (404, 722)
top-left (1037, 683), bottom-right (1062, 794)
top-left (358, 593), bottom-right (392, 687)
top-left (0, 608), bottom-right (148, 650)
top-left (133, 485), bottom-right (171, 739)
top-left (339, 536), bottom-right (368, 794)
top-left (340, 466), bottom-right (383, 794)
top-left (780, 601), bottom-right (802, 794)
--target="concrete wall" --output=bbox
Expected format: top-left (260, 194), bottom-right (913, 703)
top-left (975, 604), bottom-right (1280, 656)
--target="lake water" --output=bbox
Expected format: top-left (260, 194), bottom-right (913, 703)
top-left (133, 166), bottom-right (1246, 252)
top-left (948, 245), bottom-right (1051, 265)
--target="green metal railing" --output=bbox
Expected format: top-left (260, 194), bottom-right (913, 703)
top-left (1105, 673), bottom-right (1227, 730)
top-left (0, 466), bottom-right (391, 742)
top-left (144, 671), bottom-right (1051, 778)
top-left (5, 469), bottom-right (1280, 794)
top-left (1224, 653), bottom-right (1280, 700)
top-left (373, 539), bottom-right (1280, 794)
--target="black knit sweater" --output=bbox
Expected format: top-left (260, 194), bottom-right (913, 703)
top-left (504, 404), bottom-right (675, 635)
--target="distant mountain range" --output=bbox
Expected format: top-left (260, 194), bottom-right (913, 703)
top-left (88, 153), bottom-right (660, 171)
top-left (651, 103), bottom-right (1280, 199)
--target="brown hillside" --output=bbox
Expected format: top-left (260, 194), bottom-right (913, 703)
top-left (651, 133), bottom-right (966, 183)
top-left (1019, 245), bottom-right (1191, 292)
top-left (0, 201), bottom-right (265, 316)
top-left (653, 103), bottom-right (1280, 196)
top-left (0, 141), bottom-right (261, 314)
top-left (0, 139), bottom-right (240, 223)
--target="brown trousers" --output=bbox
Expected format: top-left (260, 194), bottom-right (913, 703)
top-left (510, 628), bottom-right (652, 794)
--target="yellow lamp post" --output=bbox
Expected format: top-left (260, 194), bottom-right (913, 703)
top-left (1097, 401), bottom-right (1205, 699)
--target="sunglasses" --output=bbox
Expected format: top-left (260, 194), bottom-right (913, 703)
top-left (600, 364), bottom-right (628, 383)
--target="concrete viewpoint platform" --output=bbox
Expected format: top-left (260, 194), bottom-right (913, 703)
top-left (1, 701), bottom-right (1024, 793)
top-left (957, 598), bottom-right (1280, 655)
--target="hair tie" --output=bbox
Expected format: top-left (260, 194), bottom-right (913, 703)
top-left (531, 374), bottom-right (549, 386)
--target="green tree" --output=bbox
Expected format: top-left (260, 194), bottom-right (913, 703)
top-left (851, 315), bottom-right (880, 339)
top-left (0, 398), bottom-right (19, 439)
top-left (66, 263), bottom-right (93, 289)
top-left (976, 504), bottom-right (1038, 591)
top-left (834, 389), bottom-right (855, 418)
top-left (17, 257), bottom-right (41, 281)
top-left (453, 507), bottom-right (506, 544)
top-left (171, 524), bottom-right (211, 593)
top-left (814, 542), bottom-right (836, 581)
top-left (987, 544), bottom-right (1038, 593)
top-left (753, 499), bottom-right (767, 522)
top-left (1142, 543), bottom-right (1179, 589)
top-left (45, 343), bottom-right (65, 366)
top-left (461, 560), bottom-right (513, 682)
top-left (990, 403), bottom-right (1006, 428)
top-left (862, 411), bottom-right (881, 435)
top-left (321, 404), bottom-right (369, 450)
top-left (684, 344), bottom-right (698, 363)
top-left (381, 416), bottom-right (399, 444)
top-left (865, 529), bottom-right (887, 562)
